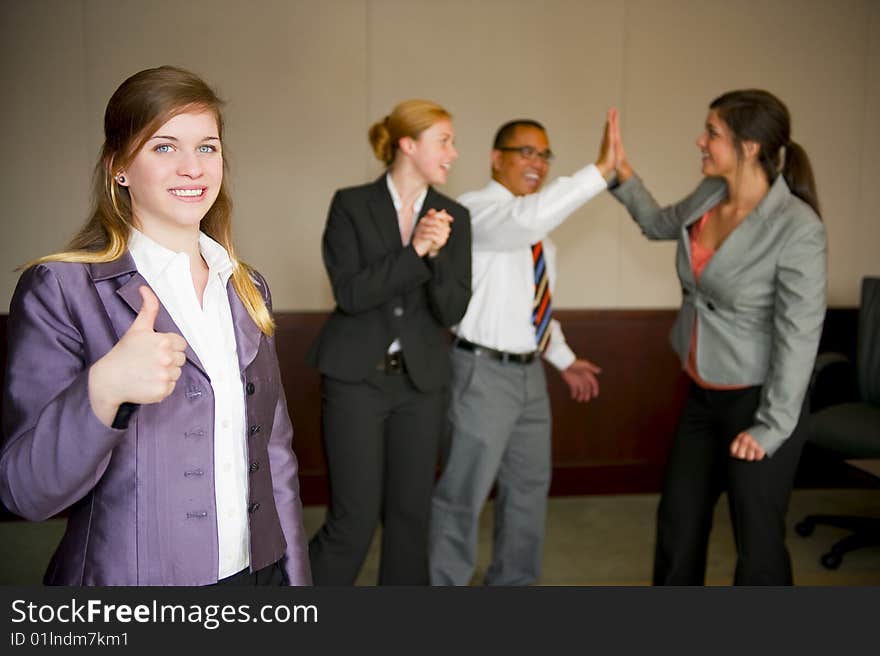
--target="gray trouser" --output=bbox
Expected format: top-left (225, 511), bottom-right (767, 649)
top-left (429, 346), bottom-right (552, 585)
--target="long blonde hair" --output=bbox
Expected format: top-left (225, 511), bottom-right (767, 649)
top-left (31, 65), bottom-right (274, 335)
top-left (368, 99), bottom-right (452, 165)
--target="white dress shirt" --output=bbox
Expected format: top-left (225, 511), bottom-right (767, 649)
top-left (454, 164), bottom-right (607, 371)
top-left (385, 173), bottom-right (428, 354)
top-left (128, 229), bottom-right (250, 579)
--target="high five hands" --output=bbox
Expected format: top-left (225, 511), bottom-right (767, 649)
top-left (595, 107), bottom-right (633, 183)
top-left (88, 286), bottom-right (188, 427)
top-left (412, 208), bottom-right (453, 258)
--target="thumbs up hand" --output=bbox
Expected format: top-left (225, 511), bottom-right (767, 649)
top-left (129, 284), bottom-right (162, 333)
top-left (88, 286), bottom-right (189, 427)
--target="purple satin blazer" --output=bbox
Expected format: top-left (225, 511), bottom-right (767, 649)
top-left (0, 254), bottom-right (312, 586)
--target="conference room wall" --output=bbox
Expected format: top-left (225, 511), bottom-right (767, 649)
top-left (1, 0), bottom-right (877, 313)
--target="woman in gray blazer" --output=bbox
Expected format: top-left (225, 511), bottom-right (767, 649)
top-left (608, 90), bottom-right (826, 585)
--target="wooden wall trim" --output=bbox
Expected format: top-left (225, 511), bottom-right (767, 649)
top-left (0, 307), bottom-right (860, 514)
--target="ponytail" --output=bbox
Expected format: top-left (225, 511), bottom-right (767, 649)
top-left (781, 140), bottom-right (820, 218)
top-left (368, 117), bottom-right (394, 165)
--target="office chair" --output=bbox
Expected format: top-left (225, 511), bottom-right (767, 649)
top-left (795, 277), bottom-right (880, 569)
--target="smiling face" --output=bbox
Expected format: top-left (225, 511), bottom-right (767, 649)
top-left (117, 110), bottom-right (222, 239)
top-left (491, 125), bottom-right (550, 196)
top-left (696, 109), bottom-right (740, 178)
top-left (405, 118), bottom-right (458, 186)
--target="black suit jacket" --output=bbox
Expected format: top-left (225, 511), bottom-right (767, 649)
top-left (308, 175), bottom-right (472, 392)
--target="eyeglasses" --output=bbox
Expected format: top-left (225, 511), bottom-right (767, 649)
top-left (496, 145), bottom-right (554, 162)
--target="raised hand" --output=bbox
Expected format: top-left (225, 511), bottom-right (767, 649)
top-left (559, 358), bottom-right (602, 403)
top-left (595, 108), bottom-right (617, 180)
top-left (412, 208), bottom-right (453, 258)
top-left (609, 108), bottom-right (633, 182)
top-left (88, 285), bottom-right (189, 426)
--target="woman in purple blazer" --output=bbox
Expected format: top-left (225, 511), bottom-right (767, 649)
top-left (0, 66), bottom-right (311, 586)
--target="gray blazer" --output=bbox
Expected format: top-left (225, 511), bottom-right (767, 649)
top-left (611, 174), bottom-right (827, 456)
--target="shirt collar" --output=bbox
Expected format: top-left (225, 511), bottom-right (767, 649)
top-left (198, 232), bottom-right (235, 285)
top-left (485, 178), bottom-right (516, 199)
top-left (128, 228), bottom-right (235, 286)
top-left (386, 173), bottom-right (428, 216)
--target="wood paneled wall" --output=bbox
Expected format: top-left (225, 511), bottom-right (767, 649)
top-left (0, 308), bottom-right (857, 511)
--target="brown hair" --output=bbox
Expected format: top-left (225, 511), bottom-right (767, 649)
top-left (710, 89), bottom-right (820, 217)
top-left (368, 99), bottom-right (452, 165)
top-left (31, 65), bottom-right (274, 334)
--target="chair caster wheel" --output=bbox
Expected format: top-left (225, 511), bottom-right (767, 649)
top-left (821, 552), bottom-right (842, 570)
top-left (795, 520), bottom-right (814, 537)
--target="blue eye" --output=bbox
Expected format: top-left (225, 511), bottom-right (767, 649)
top-left (198, 144), bottom-right (217, 153)
top-left (154, 144), bottom-right (174, 153)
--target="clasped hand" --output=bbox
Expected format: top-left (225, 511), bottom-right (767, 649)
top-left (412, 209), bottom-right (453, 257)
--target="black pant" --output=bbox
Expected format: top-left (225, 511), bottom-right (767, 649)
top-left (653, 383), bottom-right (808, 586)
top-left (308, 368), bottom-right (447, 585)
top-left (213, 561), bottom-right (285, 586)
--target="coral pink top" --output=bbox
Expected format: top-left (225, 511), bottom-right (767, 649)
top-left (685, 211), bottom-right (747, 390)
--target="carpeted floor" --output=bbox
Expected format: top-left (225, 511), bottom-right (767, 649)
top-left (3, 489), bottom-right (877, 586)
top-left (336, 489), bottom-right (880, 586)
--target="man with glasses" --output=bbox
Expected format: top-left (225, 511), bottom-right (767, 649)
top-left (429, 116), bottom-right (616, 585)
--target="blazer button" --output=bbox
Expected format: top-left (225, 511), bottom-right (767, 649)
top-left (248, 502), bottom-right (260, 514)
top-left (246, 382), bottom-right (255, 395)
top-left (249, 424), bottom-right (262, 436)
top-left (393, 306), bottom-right (404, 317)
top-left (249, 461), bottom-right (260, 473)
top-left (707, 301), bottom-right (716, 311)
top-left (185, 387), bottom-right (203, 400)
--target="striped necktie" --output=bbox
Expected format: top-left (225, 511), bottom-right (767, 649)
top-left (532, 241), bottom-right (552, 352)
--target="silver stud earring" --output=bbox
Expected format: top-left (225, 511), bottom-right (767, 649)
top-left (116, 174), bottom-right (126, 185)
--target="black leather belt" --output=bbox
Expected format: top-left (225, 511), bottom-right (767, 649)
top-left (453, 338), bottom-right (537, 364)
top-left (377, 351), bottom-right (406, 374)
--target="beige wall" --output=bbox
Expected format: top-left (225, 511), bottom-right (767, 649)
top-left (1, 0), bottom-right (877, 312)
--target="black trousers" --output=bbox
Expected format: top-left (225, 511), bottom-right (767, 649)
top-left (213, 561), bottom-right (285, 586)
top-left (308, 366), bottom-right (447, 585)
top-left (653, 383), bottom-right (808, 586)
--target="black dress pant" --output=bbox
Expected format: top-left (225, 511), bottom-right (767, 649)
top-left (653, 383), bottom-right (808, 586)
top-left (213, 561), bottom-right (286, 586)
top-left (309, 366), bottom-right (446, 585)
